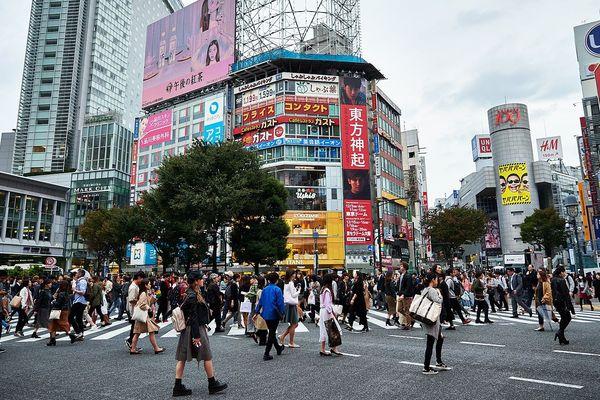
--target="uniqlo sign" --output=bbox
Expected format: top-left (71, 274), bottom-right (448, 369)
top-left (341, 105), bottom-right (369, 169)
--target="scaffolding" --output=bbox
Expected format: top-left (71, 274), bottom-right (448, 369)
top-left (236, 0), bottom-right (361, 60)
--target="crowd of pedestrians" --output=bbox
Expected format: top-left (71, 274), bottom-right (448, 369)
top-left (0, 263), bottom-right (597, 386)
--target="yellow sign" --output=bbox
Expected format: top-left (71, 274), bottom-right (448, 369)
top-left (498, 163), bottom-right (530, 205)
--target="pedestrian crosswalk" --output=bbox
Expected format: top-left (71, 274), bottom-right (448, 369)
top-left (2, 308), bottom-right (599, 346)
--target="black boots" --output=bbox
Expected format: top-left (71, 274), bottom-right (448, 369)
top-left (69, 333), bottom-right (77, 344)
top-left (208, 377), bottom-right (228, 395)
top-left (173, 379), bottom-right (192, 397)
top-left (46, 337), bottom-right (56, 346)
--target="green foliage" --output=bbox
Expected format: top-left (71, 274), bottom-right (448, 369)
top-left (6, 265), bottom-right (46, 278)
top-left (423, 206), bottom-right (488, 263)
top-left (520, 208), bottom-right (568, 257)
top-left (142, 141), bottom-right (289, 272)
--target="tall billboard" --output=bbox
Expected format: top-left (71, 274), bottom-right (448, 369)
top-left (142, 0), bottom-right (235, 108)
top-left (536, 136), bottom-right (563, 161)
top-left (139, 109), bottom-right (173, 148)
top-left (498, 163), bottom-right (530, 206)
top-left (340, 77), bottom-right (373, 246)
top-left (574, 21), bottom-right (600, 82)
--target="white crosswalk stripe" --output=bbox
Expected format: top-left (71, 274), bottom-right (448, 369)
top-left (2, 306), bottom-right (600, 346)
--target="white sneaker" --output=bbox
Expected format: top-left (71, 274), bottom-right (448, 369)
top-left (422, 368), bottom-right (438, 375)
top-left (90, 325), bottom-right (98, 330)
top-left (435, 363), bottom-right (452, 371)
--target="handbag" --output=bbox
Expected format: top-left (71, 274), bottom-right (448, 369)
top-left (131, 305), bottom-right (148, 323)
top-left (49, 309), bottom-right (61, 320)
top-left (170, 306), bottom-right (187, 332)
top-left (10, 295), bottom-right (22, 309)
top-left (325, 319), bottom-right (342, 348)
top-left (332, 304), bottom-right (343, 315)
top-left (409, 292), bottom-right (442, 326)
top-left (240, 299), bottom-right (252, 313)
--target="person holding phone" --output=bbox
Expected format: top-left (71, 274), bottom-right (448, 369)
top-left (173, 271), bottom-right (227, 397)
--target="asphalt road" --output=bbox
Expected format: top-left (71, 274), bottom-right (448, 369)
top-left (2, 305), bottom-right (599, 400)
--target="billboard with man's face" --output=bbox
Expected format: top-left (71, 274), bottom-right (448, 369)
top-left (498, 163), bottom-right (530, 206)
top-left (142, 0), bottom-right (235, 108)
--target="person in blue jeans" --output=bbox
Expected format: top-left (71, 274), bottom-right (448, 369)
top-left (254, 272), bottom-right (285, 361)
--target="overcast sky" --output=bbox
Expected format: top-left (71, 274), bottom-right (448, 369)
top-left (1, 1), bottom-right (599, 201)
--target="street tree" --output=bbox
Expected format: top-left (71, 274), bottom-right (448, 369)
top-left (423, 206), bottom-right (488, 265)
top-left (145, 140), bottom-right (288, 272)
top-left (520, 208), bottom-right (568, 257)
top-left (230, 172), bottom-right (290, 274)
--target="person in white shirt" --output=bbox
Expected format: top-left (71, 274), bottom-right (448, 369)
top-left (125, 272), bottom-right (144, 351)
top-left (279, 270), bottom-right (300, 348)
top-left (14, 279), bottom-right (33, 336)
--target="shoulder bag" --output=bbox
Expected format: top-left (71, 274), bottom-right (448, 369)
top-left (409, 292), bottom-right (442, 326)
top-left (49, 309), bottom-right (61, 320)
top-left (10, 295), bottom-right (22, 309)
top-left (170, 295), bottom-right (188, 332)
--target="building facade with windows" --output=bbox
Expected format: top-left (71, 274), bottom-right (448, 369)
top-left (0, 171), bottom-right (68, 266)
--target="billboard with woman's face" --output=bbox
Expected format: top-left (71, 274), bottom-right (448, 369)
top-left (498, 163), bottom-right (531, 205)
top-left (142, 0), bottom-right (235, 108)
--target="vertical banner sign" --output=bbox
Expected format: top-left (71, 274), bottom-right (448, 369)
top-left (340, 77), bottom-right (373, 246)
top-left (203, 92), bottom-right (225, 143)
top-left (581, 117), bottom-right (600, 215)
top-left (578, 182), bottom-right (591, 242)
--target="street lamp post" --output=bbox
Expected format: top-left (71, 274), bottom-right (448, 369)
top-left (564, 195), bottom-right (585, 276)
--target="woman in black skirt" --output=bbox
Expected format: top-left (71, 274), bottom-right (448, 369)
top-left (173, 271), bottom-right (227, 397)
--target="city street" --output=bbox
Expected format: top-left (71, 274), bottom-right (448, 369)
top-left (2, 306), bottom-right (599, 400)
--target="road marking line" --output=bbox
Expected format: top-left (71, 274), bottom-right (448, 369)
top-left (91, 323), bottom-right (133, 340)
top-left (399, 361), bottom-right (423, 367)
top-left (57, 320), bottom-right (128, 341)
top-left (366, 316), bottom-right (398, 330)
top-left (0, 327), bottom-right (45, 343)
top-left (508, 377), bottom-right (583, 389)
top-left (460, 341), bottom-right (505, 348)
top-left (220, 335), bottom-right (240, 340)
top-left (161, 328), bottom-right (178, 338)
top-left (491, 315), bottom-right (537, 325)
top-left (553, 350), bottom-right (600, 357)
top-left (139, 321), bottom-right (172, 338)
top-left (295, 322), bottom-right (310, 333)
top-left (389, 335), bottom-right (425, 340)
top-left (340, 352), bottom-right (361, 357)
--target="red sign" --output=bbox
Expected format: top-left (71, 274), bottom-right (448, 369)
top-left (130, 163), bottom-right (137, 185)
top-left (479, 137), bottom-right (491, 153)
top-left (239, 126), bottom-right (286, 147)
top-left (494, 107), bottom-right (521, 126)
top-left (233, 116), bottom-right (338, 136)
top-left (595, 64), bottom-right (600, 103)
top-left (284, 101), bottom-right (329, 115)
top-left (344, 200), bottom-right (373, 245)
top-left (341, 105), bottom-right (369, 170)
top-left (242, 104), bottom-right (275, 124)
top-left (422, 191), bottom-right (429, 211)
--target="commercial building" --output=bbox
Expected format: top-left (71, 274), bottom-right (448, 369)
top-left (458, 104), bottom-right (581, 266)
top-left (0, 171), bottom-right (68, 267)
top-left (0, 132), bottom-right (16, 173)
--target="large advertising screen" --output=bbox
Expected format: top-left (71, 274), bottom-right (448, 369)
top-left (139, 109), bottom-right (173, 148)
top-left (484, 219), bottom-right (501, 249)
top-left (142, 0), bottom-right (235, 108)
top-left (340, 77), bottom-right (373, 246)
top-left (498, 163), bottom-right (530, 205)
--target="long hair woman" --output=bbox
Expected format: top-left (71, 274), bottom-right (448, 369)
top-left (14, 279), bottom-right (33, 337)
top-left (130, 279), bottom-right (164, 355)
top-left (48, 280), bottom-right (73, 345)
top-left (534, 269), bottom-right (553, 332)
top-left (421, 272), bottom-right (451, 375)
top-left (319, 274), bottom-right (342, 356)
top-left (279, 270), bottom-right (300, 348)
top-left (173, 271), bottom-right (227, 397)
top-left (31, 279), bottom-right (53, 338)
top-left (346, 271), bottom-right (368, 332)
top-left (551, 266), bottom-right (575, 345)
top-left (472, 271), bottom-right (492, 324)
top-left (577, 274), bottom-right (594, 311)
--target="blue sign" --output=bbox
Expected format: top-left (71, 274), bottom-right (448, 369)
top-left (593, 216), bottom-right (600, 243)
top-left (373, 134), bottom-right (380, 154)
top-left (585, 23), bottom-right (600, 56)
top-left (133, 117), bottom-right (140, 139)
top-left (203, 122), bottom-right (224, 144)
top-left (250, 138), bottom-right (341, 150)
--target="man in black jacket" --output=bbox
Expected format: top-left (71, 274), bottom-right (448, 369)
top-left (206, 274), bottom-right (224, 332)
top-left (397, 263), bottom-right (415, 329)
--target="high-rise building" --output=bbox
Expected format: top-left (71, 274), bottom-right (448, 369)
top-left (12, 0), bottom-right (183, 176)
top-left (0, 132), bottom-right (16, 173)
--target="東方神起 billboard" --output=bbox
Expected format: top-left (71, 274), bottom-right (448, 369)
top-left (498, 163), bottom-right (531, 206)
top-left (340, 76), bottom-right (373, 246)
top-left (142, 0), bottom-right (235, 108)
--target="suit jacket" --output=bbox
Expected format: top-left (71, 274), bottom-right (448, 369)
top-left (509, 274), bottom-right (524, 296)
top-left (399, 273), bottom-right (415, 297)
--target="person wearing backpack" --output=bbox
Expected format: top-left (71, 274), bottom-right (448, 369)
top-left (421, 272), bottom-right (451, 375)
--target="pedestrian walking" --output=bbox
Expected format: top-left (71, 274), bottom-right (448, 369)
top-left (346, 271), bottom-right (368, 332)
top-left (397, 263), bottom-right (416, 329)
top-left (472, 271), bottom-right (493, 324)
top-left (31, 279), bottom-right (52, 338)
top-left (421, 272), bottom-right (451, 375)
top-left (383, 271), bottom-right (397, 326)
top-left (221, 274), bottom-right (240, 329)
top-left (126, 272), bottom-right (144, 351)
top-left (551, 266), bottom-right (575, 345)
top-left (533, 268), bottom-right (553, 332)
top-left (577, 275), bottom-right (594, 311)
top-left (130, 279), bottom-right (164, 355)
top-left (173, 271), bottom-right (227, 397)
top-left (47, 280), bottom-right (72, 346)
top-left (319, 274), bottom-right (342, 356)
top-left (279, 270), bottom-right (300, 347)
top-left (253, 276), bottom-right (268, 346)
top-left (206, 274), bottom-right (224, 333)
top-left (254, 272), bottom-right (285, 361)
top-left (0, 288), bottom-right (9, 353)
top-left (506, 268), bottom-right (532, 318)
top-left (69, 270), bottom-right (88, 341)
top-left (14, 278), bottom-right (33, 337)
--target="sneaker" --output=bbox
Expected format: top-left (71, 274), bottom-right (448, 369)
top-left (422, 368), bottom-right (438, 375)
top-left (125, 338), bottom-right (132, 350)
top-left (435, 363), bottom-right (452, 371)
top-left (208, 380), bottom-right (228, 395)
top-left (0, 348), bottom-right (6, 354)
